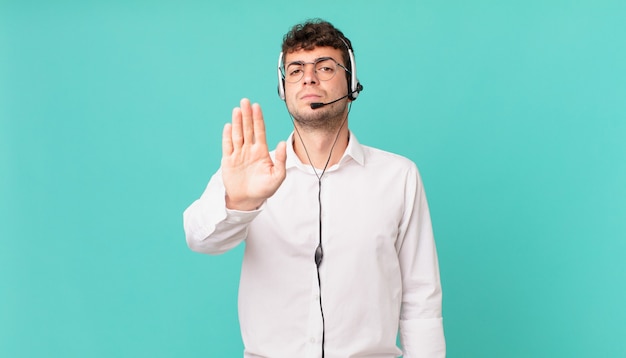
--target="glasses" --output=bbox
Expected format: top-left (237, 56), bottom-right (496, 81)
top-left (282, 57), bottom-right (350, 83)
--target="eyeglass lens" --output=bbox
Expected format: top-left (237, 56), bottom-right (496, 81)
top-left (284, 58), bottom-right (339, 83)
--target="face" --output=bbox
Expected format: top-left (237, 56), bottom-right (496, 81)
top-left (283, 46), bottom-right (350, 131)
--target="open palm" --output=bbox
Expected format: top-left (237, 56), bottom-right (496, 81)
top-left (221, 98), bottom-right (287, 211)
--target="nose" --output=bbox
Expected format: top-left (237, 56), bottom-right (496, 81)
top-left (302, 63), bottom-right (318, 84)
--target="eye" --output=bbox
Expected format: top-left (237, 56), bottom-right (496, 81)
top-left (288, 68), bottom-right (303, 77)
top-left (315, 59), bottom-right (336, 75)
top-left (286, 64), bottom-right (304, 78)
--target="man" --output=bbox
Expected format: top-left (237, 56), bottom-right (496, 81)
top-left (183, 19), bottom-right (445, 358)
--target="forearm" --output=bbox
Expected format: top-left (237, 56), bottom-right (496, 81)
top-left (398, 274), bottom-right (445, 357)
top-left (183, 172), bottom-right (261, 254)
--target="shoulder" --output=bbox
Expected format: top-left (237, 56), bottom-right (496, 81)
top-left (361, 144), bottom-right (419, 172)
top-left (354, 144), bottom-right (426, 189)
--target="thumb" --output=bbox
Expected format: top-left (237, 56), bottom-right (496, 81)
top-left (274, 141), bottom-right (287, 174)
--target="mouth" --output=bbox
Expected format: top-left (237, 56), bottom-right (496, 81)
top-left (300, 93), bottom-right (322, 101)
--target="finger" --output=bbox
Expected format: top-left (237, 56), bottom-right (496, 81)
top-left (240, 98), bottom-right (254, 144)
top-left (252, 103), bottom-right (267, 147)
top-left (274, 141), bottom-right (287, 166)
top-left (273, 141), bottom-right (287, 179)
top-left (222, 123), bottom-right (233, 157)
top-left (231, 107), bottom-right (243, 148)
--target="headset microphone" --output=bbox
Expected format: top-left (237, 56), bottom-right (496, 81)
top-left (310, 93), bottom-right (350, 109)
top-left (310, 84), bottom-right (364, 109)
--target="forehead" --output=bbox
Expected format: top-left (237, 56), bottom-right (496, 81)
top-left (284, 46), bottom-right (344, 64)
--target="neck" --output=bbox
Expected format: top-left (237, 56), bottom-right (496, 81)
top-left (293, 122), bottom-right (350, 171)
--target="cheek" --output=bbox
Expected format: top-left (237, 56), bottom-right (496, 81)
top-left (283, 84), bottom-right (298, 100)
top-left (333, 77), bottom-right (350, 94)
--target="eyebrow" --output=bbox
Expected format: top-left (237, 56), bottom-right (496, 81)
top-left (286, 56), bottom-right (335, 66)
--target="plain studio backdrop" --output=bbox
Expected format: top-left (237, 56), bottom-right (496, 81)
top-left (1, 0), bottom-right (625, 357)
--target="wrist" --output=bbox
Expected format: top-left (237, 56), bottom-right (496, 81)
top-left (225, 195), bottom-right (264, 211)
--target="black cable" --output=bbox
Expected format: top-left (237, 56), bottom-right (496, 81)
top-left (290, 104), bottom-right (352, 357)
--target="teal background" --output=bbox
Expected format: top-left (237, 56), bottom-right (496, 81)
top-left (2, 0), bottom-right (625, 357)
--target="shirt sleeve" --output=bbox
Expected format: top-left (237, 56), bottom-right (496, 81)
top-left (396, 164), bottom-right (446, 357)
top-left (183, 170), bottom-right (263, 255)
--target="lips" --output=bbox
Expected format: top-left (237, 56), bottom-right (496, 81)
top-left (300, 93), bottom-right (322, 101)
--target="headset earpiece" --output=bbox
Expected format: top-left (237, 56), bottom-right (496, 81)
top-left (345, 46), bottom-right (360, 101)
top-left (277, 52), bottom-right (286, 100)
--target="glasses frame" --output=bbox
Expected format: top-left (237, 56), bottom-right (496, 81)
top-left (281, 56), bottom-right (351, 83)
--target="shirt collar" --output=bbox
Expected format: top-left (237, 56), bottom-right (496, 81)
top-left (285, 131), bottom-right (365, 171)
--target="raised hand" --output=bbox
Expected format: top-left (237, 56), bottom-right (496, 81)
top-left (221, 98), bottom-right (287, 211)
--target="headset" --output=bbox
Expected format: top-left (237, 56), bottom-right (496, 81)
top-left (277, 37), bottom-right (362, 102)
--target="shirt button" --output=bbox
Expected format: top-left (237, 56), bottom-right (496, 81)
top-left (309, 337), bottom-right (316, 343)
top-left (313, 294), bottom-right (319, 301)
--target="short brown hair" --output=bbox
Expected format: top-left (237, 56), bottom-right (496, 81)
top-left (281, 19), bottom-right (354, 73)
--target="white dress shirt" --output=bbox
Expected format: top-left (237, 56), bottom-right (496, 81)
top-left (183, 132), bottom-right (445, 358)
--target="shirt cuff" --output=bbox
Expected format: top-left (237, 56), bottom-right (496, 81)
top-left (399, 317), bottom-right (446, 358)
top-left (224, 202), bottom-right (265, 224)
